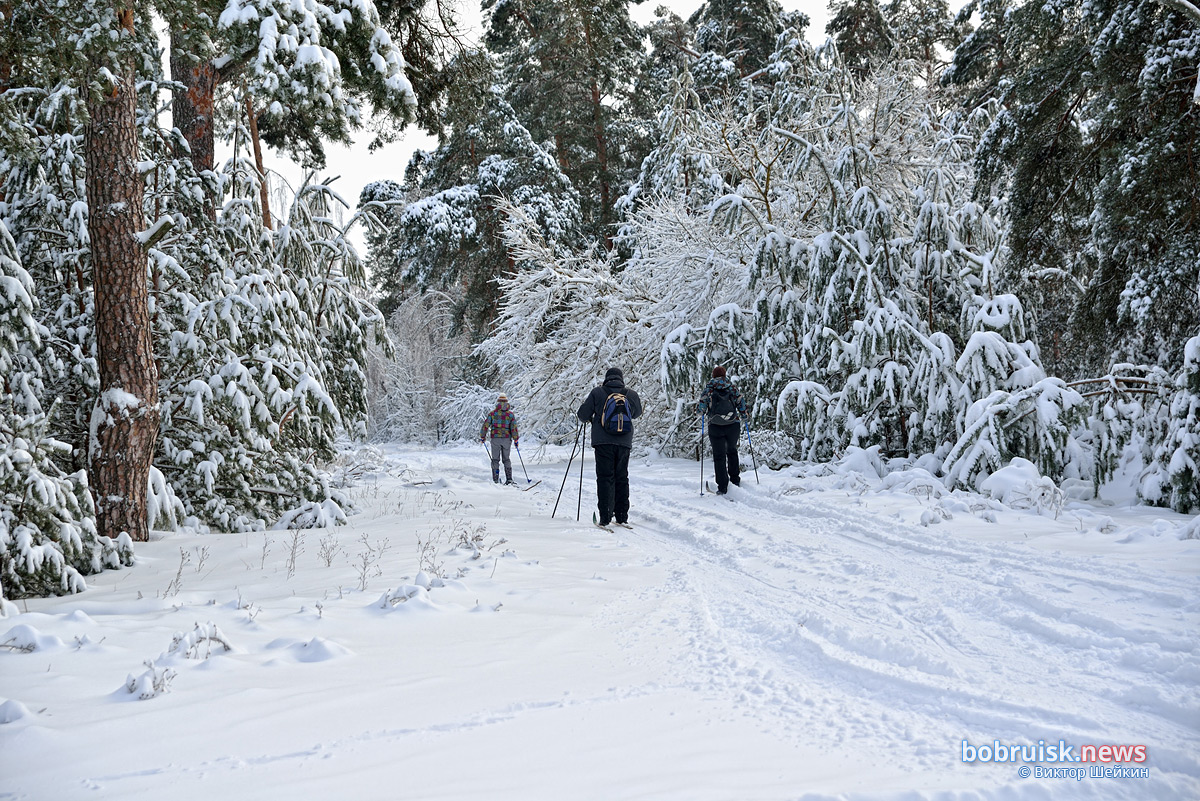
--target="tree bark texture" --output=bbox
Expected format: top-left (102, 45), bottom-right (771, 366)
top-left (86, 46), bottom-right (161, 543)
top-left (169, 33), bottom-right (219, 178)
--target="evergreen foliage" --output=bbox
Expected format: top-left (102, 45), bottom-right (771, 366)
top-left (1140, 338), bottom-right (1200, 513)
top-left (0, 221), bottom-right (133, 600)
top-left (365, 71), bottom-right (583, 338)
top-left (884, 0), bottom-right (967, 84)
top-left (945, 0), bottom-right (1200, 379)
top-left (826, 0), bottom-right (894, 77)
top-left (483, 0), bottom-right (649, 244)
top-left (167, 0), bottom-right (418, 171)
top-left (688, 0), bottom-right (790, 98)
top-left (0, 0), bottom-right (416, 595)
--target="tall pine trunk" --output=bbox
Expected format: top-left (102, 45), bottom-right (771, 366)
top-left (86, 7), bottom-right (161, 543)
top-left (169, 34), bottom-right (219, 219)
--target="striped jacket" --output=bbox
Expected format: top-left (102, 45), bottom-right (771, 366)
top-left (480, 403), bottom-right (519, 441)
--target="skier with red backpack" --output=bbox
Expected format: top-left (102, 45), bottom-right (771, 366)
top-left (576, 368), bottom-right (643, 527)
top-left (699, 366), bottom-right (747, 495)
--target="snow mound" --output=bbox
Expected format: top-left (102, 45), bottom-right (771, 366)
top-left (1, 624), bottom-right (65, 653)
top-left (1117, 518), bottom-right (1200, 544)
top-left (838, 446), bottom-right (884, 478)
top-left (163, 622), bottom-right (234, 662)
top-left (879, 467), bottom-right (948, 499)
top-left (377, 584), bottom-right (440, 611)
top-left (978, 458), bottom-right (1063, 514)
top-left (272, 499), bottom-right (348, 529)
top-left (1180, 516), bottom-right (1200, 541)
top-left (275, 637), bottom-right (353, 663)
top-left (0, 699), bottom-right (32, 723)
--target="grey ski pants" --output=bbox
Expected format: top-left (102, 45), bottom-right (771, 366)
top-left (489, 437), bottom-right (512, 482)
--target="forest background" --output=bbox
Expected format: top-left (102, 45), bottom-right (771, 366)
top-left (0, 0), bottom-right (1197, 601)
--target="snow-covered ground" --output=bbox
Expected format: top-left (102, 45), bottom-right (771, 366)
top-left (2, 443), bottom-right (1198, 800)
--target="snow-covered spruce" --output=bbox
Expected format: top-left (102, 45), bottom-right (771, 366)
top-left (0, 221), bottom-right (132, 600)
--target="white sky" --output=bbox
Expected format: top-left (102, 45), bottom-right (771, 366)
top-left (260, 0), bottom-right (831, 236)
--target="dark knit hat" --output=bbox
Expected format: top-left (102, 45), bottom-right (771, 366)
top-left (605, 367), bottom-right (623, 381)
top-left (712, 366), bottom-right (726, 378)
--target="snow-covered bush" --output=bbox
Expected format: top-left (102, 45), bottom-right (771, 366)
top-left (978, 458), bottom-right (1064, 516)
top-left (167, 623), bottom-right (233, 660)
top-left (744, 427), bottom-right (798, 470)
top-left (149, 166), bottom-right (371, 531)
top-left (367, 292), bottom-right (471, 444)
top-left (1140, 336), bottom-right (1200, 513)
top-left (0, 221), bottom-right (132, 599)
top-left (125, 662), bottom-right (175, 700)
top-left (3, 67), bottom-right (380, 541)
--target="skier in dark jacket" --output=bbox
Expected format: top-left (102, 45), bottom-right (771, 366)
top-left (577, 367), bottom-right (643, 526)
top-left (698, 366), bottom-right (747, 495)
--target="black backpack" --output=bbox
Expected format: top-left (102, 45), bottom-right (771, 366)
top-left (708, 387), bottom-right (738, 425)
top-left (601, 392), bottom-right (633, 435)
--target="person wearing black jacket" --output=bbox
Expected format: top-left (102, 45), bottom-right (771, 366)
top-left (577, 367), bottom-right (643, 526)
top-left (698, 366), bottom-right (747, 495)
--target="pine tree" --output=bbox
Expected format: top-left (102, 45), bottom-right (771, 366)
top-left (166, 0), bottom-right (418, 183)
top-left (617, 70), bottom-right (723, 223)
top-left (689, 0), bottom-right (789, 92)
top-left (826, 0), bottom-right (894, 78)
top-left (1140, 337), bottom-right (1200, 513)
top-left (2, 0), bottom-right (402, 551)
top-left (483, 0), bottom-right (649, 246)
top-left (148, 152), bottom-right (385, 531)
top-left (80, 1), bottom-right (162, 544)
top-left (940, 0), bottom-right (1013, 107)
top-left (367, 63), bottom-right (583, 339)
top-left (945, 0), bottom-right (1200, 378)
top-left (884, 0), bottom-right (967, 86)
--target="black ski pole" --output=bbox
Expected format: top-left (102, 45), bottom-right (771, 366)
top-left (515, 443), bottom-right (531, 483)
top-left (482, 441), bottom-right (493, 481)
top-left (577, 424), bottom-right (586, 521)
top-left (552, 422), bottom-right (583, 518)
top-left (745, 420), bottom-right (760, 484)
top-left (699, 415), bottom-right (706, 496)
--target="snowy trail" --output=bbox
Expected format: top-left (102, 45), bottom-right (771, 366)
top-left (547, 450), bottom-right (1200, 797)
top-left (2, 444), bottom-right (1198, 801)
top-left (628, 471), bottom-right (1196, 760)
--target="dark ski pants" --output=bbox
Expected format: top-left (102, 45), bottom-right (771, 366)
top-left (593, 443), bottom-right (631, 525)
top-left (489, 437), bottom-right (513, 482)
top-left (708, 423), bottom-right (741, 492)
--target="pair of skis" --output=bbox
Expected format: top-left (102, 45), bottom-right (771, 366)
top-left (592, 512), bottom-right (633, 532)
top-left (705, 481), bottom-right (737, 499)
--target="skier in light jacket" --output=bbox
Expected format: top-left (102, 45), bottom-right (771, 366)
top-left (480, 394), bottom-right (519, 484)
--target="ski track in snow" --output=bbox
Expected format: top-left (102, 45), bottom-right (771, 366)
top-left (2, 445), bottom-right (1198, 801)
top-left (560, 455), bottom-right (1200, 799)
top-left (641, 480), bottom-right (1190, 733)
